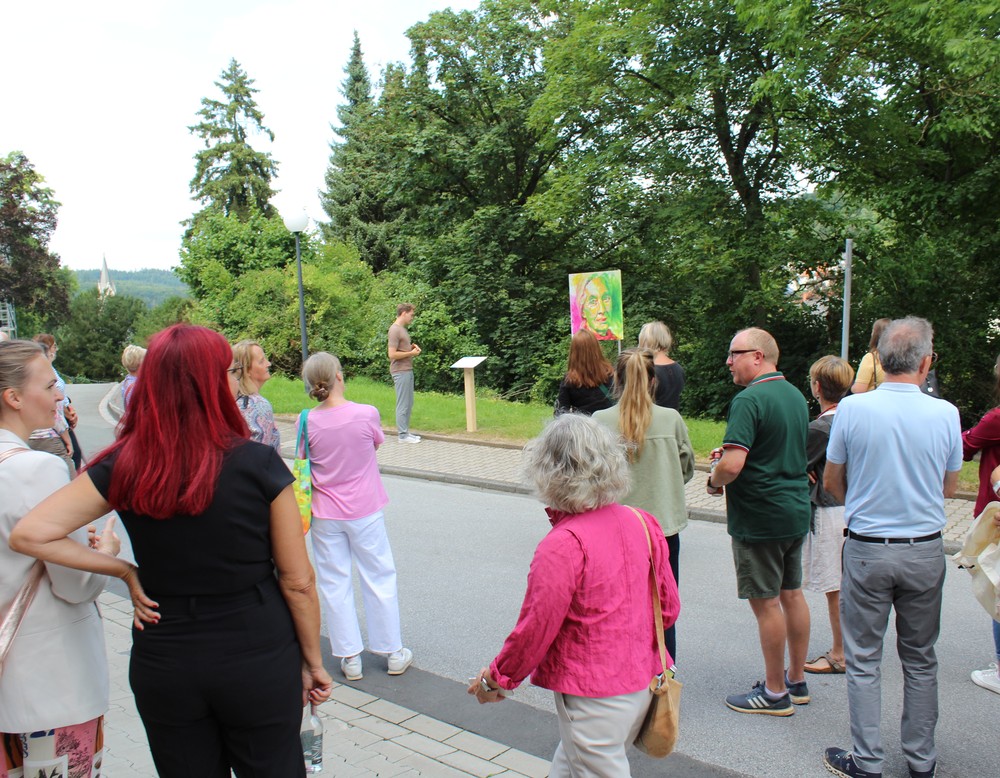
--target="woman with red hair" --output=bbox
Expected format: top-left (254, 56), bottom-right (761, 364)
top-left (11, 324), bottom-right (332, 777)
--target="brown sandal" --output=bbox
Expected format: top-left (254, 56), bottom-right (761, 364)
top-left (804, 651), bottom-right (846, 674)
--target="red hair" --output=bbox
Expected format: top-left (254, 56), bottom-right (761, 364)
top-left (564, 329), bottom-right (613, 388)
top-left (89, 325), bottom-right (249, 518)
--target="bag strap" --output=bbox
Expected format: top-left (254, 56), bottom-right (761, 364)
top-left (295, 409), bottom-right (310, 460)
top-left (628, 506), bottom-right (668, 678)
top-left (0, 446), bottom-right (30, 466)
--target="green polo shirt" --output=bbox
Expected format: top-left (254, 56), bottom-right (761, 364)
top-left (723, 372), bottom-right (810, 542)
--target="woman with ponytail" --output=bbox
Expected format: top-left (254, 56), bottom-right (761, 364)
top-left (594, 348), bottom-right (694, 660)
top-left (301, 352), bottom-right (412, 683)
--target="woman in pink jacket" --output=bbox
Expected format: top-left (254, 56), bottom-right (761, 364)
top-left (468, 414), bottom-right (679, 777)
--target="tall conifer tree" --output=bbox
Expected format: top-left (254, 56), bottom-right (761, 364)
top-left (189, 59), bottom-right (278, 222)
top-left (321, 33), bottom-right (402, 272)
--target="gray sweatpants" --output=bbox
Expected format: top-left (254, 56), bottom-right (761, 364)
top-left (841, 537), bottom-right (944, 775)
top-left (391, 370), bottom-right (414, 437)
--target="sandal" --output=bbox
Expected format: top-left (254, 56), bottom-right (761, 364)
top-left (804, 651), bottom-right (846, 674)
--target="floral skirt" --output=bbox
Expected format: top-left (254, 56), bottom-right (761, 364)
top-left (1, 716), bottom-right (103, 778)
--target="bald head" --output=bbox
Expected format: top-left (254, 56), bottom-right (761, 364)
top-left (737, 328), bottom-right (780, 365)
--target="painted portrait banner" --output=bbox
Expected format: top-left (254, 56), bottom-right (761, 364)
top-left (569, 269), bottom-right (623, 341)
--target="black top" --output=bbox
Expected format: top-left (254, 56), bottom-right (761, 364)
top-left (652, 362), bottom-right (685, 411)
top-left (88, 440), bottom-right (293, 597)
top-left (555, 378), bottom-right (615, 416)
top-left (806, 413), bottom-right (841, 508)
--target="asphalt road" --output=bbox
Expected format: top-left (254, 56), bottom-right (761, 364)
top-left (69, 383), bottom-right (998, 778)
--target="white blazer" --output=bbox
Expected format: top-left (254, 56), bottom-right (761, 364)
top-left (0, 429), bottom-right (110, 732)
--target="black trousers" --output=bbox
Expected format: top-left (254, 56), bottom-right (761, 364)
top-left (665, 532), bottom-right (680, 662)
top-left (129, 578), bottom-right (305, 778)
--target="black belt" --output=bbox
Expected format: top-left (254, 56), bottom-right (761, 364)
top-left (150, 576), bottom-right (278, 616)
top-left (845, 529), bottom-right (941, 545)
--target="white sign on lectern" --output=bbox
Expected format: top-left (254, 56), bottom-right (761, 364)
top-left (450, 357), bottom-right (487, 431)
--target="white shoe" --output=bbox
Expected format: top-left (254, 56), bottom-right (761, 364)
top-left (971, 662), bottom-right (1000, 695)
top-left (387, 648), bottom-right (413, 675)
top-left (400, 434), bottom-right (421, 443)
top-left (341, 654), bottom-right (363, 681)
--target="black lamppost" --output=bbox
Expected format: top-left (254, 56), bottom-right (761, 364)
top-left (283, 210), bottom-right (310, 365)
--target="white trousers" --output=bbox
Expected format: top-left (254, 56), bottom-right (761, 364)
top-left (549, 687), bottom-right (651, 777)
top-left (310, 511), bottom-right (402, 657)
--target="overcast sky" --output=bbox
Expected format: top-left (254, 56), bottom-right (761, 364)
top-left (2, 0), bottom-right (480, 272)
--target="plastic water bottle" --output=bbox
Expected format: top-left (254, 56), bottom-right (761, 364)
top-left (300, 704), bottom-right (323, 773)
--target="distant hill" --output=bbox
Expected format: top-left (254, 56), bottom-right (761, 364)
top-left (73, 268), bottom-right (190, 308)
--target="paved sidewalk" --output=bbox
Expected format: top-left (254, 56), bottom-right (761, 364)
top-left (275, 417), bottom-right (976, 553)
top-left (99, 591), bottom-right (549, 777)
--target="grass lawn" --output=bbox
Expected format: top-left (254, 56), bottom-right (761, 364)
top-left (263, 375), bottom-right (982, 492)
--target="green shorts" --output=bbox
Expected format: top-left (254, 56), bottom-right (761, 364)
top-left (731, 536), bottom-right (805, 600)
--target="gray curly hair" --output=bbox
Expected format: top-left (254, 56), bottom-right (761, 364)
top-left (523, 413), bottom-right (630, 514)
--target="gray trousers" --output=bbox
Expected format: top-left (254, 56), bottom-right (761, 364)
top-left (550, 687), bottom-right (651, 778)
top-left (391, 370), bottom-right (414, 437)
top-left (841, 537), bottom-right (944, 774)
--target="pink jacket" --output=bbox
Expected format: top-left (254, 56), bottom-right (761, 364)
top-left (490, 504), bottom-right (679, 697)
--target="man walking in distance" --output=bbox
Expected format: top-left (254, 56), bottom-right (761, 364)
top-left (707, 327), bottom-right (812, 716)
top-left (821, 317), bottom-right (961, 778)
top-left (388, 303), bottom-right (421, 443)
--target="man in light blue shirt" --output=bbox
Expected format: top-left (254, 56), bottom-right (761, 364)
top-left (821, 317), bottom-right (962, 778)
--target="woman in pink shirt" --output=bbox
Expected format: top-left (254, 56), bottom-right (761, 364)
top-left (468, 414), bottom-right (679, 777)
top-left (301, 352), bottom-right (412, 682)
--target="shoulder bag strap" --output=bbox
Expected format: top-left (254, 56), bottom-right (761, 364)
top-left (628, 506), bottom-right (668, 677)
top-left (0, 447), bottom-right (45, 671)
top-left (296, 409), bottom-right (310, 460)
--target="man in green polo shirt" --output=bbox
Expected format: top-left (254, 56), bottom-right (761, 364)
top-left (707, 327), bottom-right (811, 716)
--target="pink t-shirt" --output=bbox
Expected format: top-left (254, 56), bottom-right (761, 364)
top-left (307, 402), bottom-right (388, 520)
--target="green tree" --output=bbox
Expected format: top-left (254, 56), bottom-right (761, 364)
top-left (532, 0), bottom-right (851, 413)
top-left (189, 59), bottom-right (278, 223)
top-left (0, 151), bottom-right (70, 324)
top-left (738, 0), bottom-right (1000, 421)
top-left (359, 1), bottom-right (586, 394)
top-left (134, 295), bottom-right (195, 343)
top-left (320, 34), bottom-right (406, 272)
top-left (56, 289), bottom-right (147, 380)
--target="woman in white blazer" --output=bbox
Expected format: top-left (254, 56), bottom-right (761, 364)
top-left (0, 339), bottom-right (118, 777)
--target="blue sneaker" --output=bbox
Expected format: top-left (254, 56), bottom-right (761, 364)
top-left (725, 681), bottom-right (793, 716)
top-left (785, 672), bottom-right (810, 704)
top-left (823, 748), bottom-right (882, 778)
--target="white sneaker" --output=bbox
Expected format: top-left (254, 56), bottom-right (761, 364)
top-left (387, 648), bottom-right (413, 675)
top-left (400, 434), bottom-right (421, 443)
top-left (971, 662), bottom-right (1000, 695)
top-left (340, 654), bottom-right (363, 681)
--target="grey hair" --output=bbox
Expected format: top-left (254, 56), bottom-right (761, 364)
top-left (878, 317), bottom-right (933, 375)
top-left (302, 352), bottom-right (342, 402)
top-left (522, 413), bottom-right (630, 514)
top-left (638, 321), bottom-right (673, 353)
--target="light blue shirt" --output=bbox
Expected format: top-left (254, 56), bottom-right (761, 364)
top-left (827, 382), bottom-right (962, 537)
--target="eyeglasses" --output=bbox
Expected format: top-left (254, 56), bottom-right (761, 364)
top-left (930, 352), bottom-right (938, 366)
top-left (227, 365), bottom-right (243, 376)
top-left (727, 349), bottom-right (759, 360)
